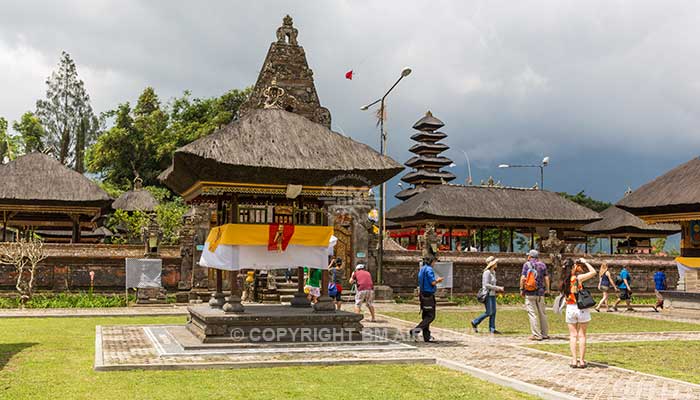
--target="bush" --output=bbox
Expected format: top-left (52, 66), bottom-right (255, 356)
top-left (0, 292), bottom-right (136, 309)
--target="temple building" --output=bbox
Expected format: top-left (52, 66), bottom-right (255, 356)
top-left (617, 156), bottom-right (700, 307)
top-left (395, 111), bottom-right (455, 201)
top-left (387, 183), bottom-right (601, 252)
top-left (580, 205), bottom-right (680, 254)
top-left (160, 15), bottom-right (401, 341)
top-left (0, 152), bottom-right (112, 243)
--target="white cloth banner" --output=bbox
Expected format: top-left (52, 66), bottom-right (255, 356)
top-left (200, 243), bottom-right (329, 271)
top-left (125, 258), bottom-right (162, 289)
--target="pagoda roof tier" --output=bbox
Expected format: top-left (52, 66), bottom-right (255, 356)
top-left (409, 142), bottom-right (450, 155)
top-left (160, 108), bottom-right (403, 198)
top-left (112, 181), bottom-right (158, 212)
top-left (617, 157), bottom-right (700, 220)
top-left (410, 131), bottom-right (448, 143)
top-left (405, 155), bottom-right (454, 168)
top-left (395, 186), bottom-right (427, 201)
top-left (388, 185), bottom-right (601, 227)
top-left (412, 111), bottom-right (445, 131)
top-left (581, 206), bottom-right (680, 236)
top-left (401, 170), bottom-right (456, 185)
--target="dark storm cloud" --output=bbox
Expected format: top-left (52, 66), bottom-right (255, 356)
top-left (1, 0), bottom-right (699, 206)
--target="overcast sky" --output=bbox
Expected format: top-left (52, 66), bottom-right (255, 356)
top-left (1, 0), bottom-right (699, 207)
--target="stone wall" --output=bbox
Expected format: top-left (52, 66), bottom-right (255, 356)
top-left (0, 244), bottom-right (181, 291)
top-left (382, 250), bottom-right (678, 296)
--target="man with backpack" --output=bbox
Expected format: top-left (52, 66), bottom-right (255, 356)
top-left (613, 266), bottom-right (634, 312)
top-left (520, 249), bottom-right (550, 341)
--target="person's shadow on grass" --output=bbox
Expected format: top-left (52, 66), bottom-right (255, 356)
top-left (0, 342), bottom-right (37, 370)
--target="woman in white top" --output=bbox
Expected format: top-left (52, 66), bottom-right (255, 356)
top-left (470, 256), bottom-right (504, 334)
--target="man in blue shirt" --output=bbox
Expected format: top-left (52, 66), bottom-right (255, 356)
top-left (411, 255), bottom-right (443, 342)
top-left (613, 266), bottom-right (633, 312)
top-left (653, 270), bottom-right (667, 311)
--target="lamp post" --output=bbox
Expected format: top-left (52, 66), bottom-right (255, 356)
top-left (361, 66), bottom-right (412, 284)
top-left (498, 156), bottom-right (550, 189)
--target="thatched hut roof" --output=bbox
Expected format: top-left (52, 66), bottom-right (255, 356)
top-left (112, 184), bottom-right (158, 212)
top-left (617, 157), bottom-right (700, 216)
top-left (580, 206), bottom-right (680, 236)
top-left (160, 108), bottom-right (403, 195)
top-left (0, 153), bottom-right (112, 208)
top-left (387, 184), bottom-right (601, 226)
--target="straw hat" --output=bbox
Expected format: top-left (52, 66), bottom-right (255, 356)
top-left (484, 256), bottom-right (499, 271)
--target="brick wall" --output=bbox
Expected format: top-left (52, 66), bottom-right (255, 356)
top-left (382, 250), bottom-right (678, 296)
top-left (0, 244), bottom-right (181, 291)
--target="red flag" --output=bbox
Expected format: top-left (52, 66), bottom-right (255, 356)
top-left (345, 70), bottom-right (353, 80)
top-left (268, 223), bottom-right (295, 252)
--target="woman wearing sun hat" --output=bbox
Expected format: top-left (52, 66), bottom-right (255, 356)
top-left (471, 256), bottom-right (505, 334)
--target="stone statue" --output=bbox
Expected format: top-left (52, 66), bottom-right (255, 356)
top-left (276, 15), bottom-right (298, 45)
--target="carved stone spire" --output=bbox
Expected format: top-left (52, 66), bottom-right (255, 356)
top-left (239, 15), bottom-right (331, 128)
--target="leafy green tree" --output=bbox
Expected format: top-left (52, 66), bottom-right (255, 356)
top-left (12, 112), bottom-right (46, 153)
top-left (0, 117), bottom-right (21, 162)
top-left (35, 51), bottom-right (97, 171)
top-left (559, 190), bottom-right (611, 212)
top-left (88, 86), bottom-right (249, 190)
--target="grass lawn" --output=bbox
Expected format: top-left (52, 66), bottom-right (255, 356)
top-left (532, 341), bottom-right (700, 384)
top-left (0, 316), bottom-right (536, 400)
top-left (383, 309), bottom-right (700, 335)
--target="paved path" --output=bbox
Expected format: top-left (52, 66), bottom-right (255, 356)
top-left (367, 313), bottom-right (700, 400)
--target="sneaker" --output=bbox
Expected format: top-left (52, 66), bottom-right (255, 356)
top-left (470, 321), bottom-right (478, 333)
top-left (491, 330), bottom-right (502, 335)
top-left (424, 337), bottom-right (438, 343)
top-left (408, 328), bottom-right (421, 342)
top-left (542, 335), bottom-right (550, 340)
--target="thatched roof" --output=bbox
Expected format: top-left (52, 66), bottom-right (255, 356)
top-left (160, 108), bottom-right (403, 194)
top-left (400, 170), bottom-right (456, 185)
top-left (410, 131), bottom-right (447, 143)
top-left (617, 157), bottom-right (700, 216)
top-left (396, 186), bottom-right (426, 201)
top-left (112, 187), bottom-right (158, 212)
top-left (405, 155), bottom-right (453, 168)
top-left (580, 206), bottom-right (680, 236)
top-left (0, 153), bottom-right (112, 208)
top-left (409, 142), bottom-right (449, 154)
top-left (412, 111), bottom-right (444, 131)
top-left (387, 184), bottom-right (601, 226)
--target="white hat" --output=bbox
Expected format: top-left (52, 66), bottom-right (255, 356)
top-left (355, 264), bottom-right (365, 270)
top-left (484, 256), bottom-right (499, 271)
top-left (527, 249), bottom-right (539, 258)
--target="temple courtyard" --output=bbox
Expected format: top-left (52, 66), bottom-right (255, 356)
top-left (2, 304), bottom-right (700, 400)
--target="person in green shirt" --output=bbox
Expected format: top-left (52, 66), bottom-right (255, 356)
top-left (304, 266), bottom-right (322, 304)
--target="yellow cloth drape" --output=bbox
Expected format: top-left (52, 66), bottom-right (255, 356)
top-left (675, 256), bottom-right (700, 268)
top-left (207, 224), bottom-right (333, 252)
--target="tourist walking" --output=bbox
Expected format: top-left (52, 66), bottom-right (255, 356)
top-left (411, 255), bottom-right (443, 342)
top-left (562, 258), bottom-right (597, 368)
top-left (653, 269), bottom-right (667, 311)
top-left (349, 264), bottom-right (375, 321)
top-left (612, 265), bottom-right (633, 312)
top-left (328, 258), bottom-right (344, 310)
top-left (594, 263), bottom-right (618, 312)
top-left (471, 256), bottom-right (504, 334)
top-left (520, 249), bottom-right (551, 341)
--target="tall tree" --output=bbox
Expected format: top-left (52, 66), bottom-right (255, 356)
top-left (559, 190), bottom-right (611, 212)
top-left (35, 51), bottom-right (96, 170)
top-left (0, 117), bottom-right (21, 162)
top-left (87, 87), bottom-right (249, 189)
top-left (12, 112), bottom-right (46, 154)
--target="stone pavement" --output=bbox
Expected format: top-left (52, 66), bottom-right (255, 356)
top-left (367, 311), bottom-right (700, 400)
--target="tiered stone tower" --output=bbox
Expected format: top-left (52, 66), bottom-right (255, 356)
top-left (238, 15), bottom-right (331, 128)
top-left (396, 111), bottom-right (455, 200)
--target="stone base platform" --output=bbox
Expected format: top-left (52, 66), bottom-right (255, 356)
top-left (187, 304), bottom-right (364, 343)
top-left (662, 290), bottom-right (700, 310)
top-left (94, 323), bottom-right (433, 371)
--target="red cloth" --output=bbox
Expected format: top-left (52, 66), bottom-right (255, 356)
top-left (267, 224), bottom-right (295, 251)
top-left (345, 70), bottom-right (353, 80)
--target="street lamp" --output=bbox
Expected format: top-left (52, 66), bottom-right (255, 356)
top-left (360, 66), bottom-right (412, 284)
top-left (498, 156), bottom-right (550, 189)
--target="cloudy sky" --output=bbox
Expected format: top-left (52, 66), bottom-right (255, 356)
top-left (1, 0), bottom-right (699, 207)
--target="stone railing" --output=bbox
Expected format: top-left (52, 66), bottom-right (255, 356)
top-left (0, 244), bottom-right (182, 291)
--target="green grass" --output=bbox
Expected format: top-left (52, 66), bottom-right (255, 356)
top-left (446, 294), bottom-right (658, 307)
top-left (0, 316), bottom-right (536, 400)
top-left (532, 341), bottom-right (700, 384)
top-left (383, 309), bottom-right (700, 335)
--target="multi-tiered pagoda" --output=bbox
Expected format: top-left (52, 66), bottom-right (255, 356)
top-left (396, 111), bottom-right (455, 200)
